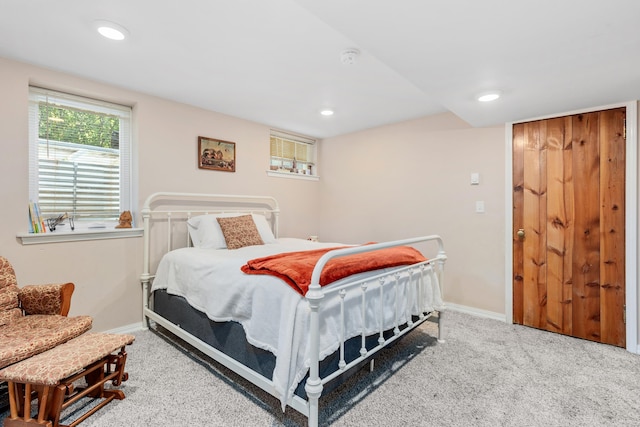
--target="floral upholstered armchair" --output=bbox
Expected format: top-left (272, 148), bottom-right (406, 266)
top-left (0, 256), bottom-right (93, 369)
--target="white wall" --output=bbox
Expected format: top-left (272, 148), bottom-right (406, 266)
top-left (11, 55), bottom-right (633, 335)
top-left (318, 113), bottom-right (506, 314)
top-left (0, 57), bottom-right (322, 331)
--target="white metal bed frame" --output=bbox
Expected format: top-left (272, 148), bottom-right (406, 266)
top-left (140, 192), bottom-right (446, 427)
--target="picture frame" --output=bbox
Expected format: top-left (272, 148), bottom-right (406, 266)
top-left (198, 136), bottom-right (236, 172)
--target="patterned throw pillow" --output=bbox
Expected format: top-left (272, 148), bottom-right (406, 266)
top-left (187, 213), bottom-right (276, 249)
top-left (216, 215), bottom-right (264, 249)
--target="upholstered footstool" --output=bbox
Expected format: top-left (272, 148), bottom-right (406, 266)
top-left (0, 332), bottom-right (134, 427)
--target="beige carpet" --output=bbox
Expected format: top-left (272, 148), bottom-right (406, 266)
top-left (3, 311), bottom-right (640, 426)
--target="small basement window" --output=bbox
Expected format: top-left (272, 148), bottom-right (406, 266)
top-left (268, 130), bottom-right (317, 180)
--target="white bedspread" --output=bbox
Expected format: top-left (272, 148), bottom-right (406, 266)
top-left (150, 238), bottom-right (443, 408)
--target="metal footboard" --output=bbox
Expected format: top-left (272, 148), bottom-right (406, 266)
top-left (304, 236), bottom-right (446, 427)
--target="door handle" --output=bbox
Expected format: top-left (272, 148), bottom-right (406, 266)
top-left (517, 229), bottom-right (525, 239)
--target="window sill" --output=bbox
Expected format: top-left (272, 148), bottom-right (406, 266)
top-left (266, 170), bottom-right (319, 181)
top-left (17, 228), bottom-right (143, 245)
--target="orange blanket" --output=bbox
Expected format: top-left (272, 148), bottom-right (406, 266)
top-left (241, 245), bottom-right (426, 295)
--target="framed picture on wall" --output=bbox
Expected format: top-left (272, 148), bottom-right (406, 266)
top-left (198, 136), bottom-right (236, 172)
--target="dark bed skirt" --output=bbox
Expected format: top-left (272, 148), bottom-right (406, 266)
top-left (152, 289), bottom-right (408, 399)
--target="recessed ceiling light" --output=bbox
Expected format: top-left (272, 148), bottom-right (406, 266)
top-left (94, 20), bottom-right (129, 41)
top-left (320, 109), bottom-right (334, 116)
top-left (477, 91), bottom-right (501, 102)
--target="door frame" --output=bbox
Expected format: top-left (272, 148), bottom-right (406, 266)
top-left (504, 101), bottom-right (638, 353)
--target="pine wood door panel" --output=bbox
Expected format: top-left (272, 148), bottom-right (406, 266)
top-left (512, 107), bottom-right (625, 347)
top-left (522, 121), bottom-right (547, 328)
top-left (599, 108), bottom-right (626, 346)
top-left (545, 117), bottom-right (571, 334)
top-left (571, 112), bottom-right (602, 341)
top-left (561, 118), bottom-right (575, 336)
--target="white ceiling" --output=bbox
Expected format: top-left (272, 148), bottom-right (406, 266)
top-left (2, 0), bottom-right (639, 138)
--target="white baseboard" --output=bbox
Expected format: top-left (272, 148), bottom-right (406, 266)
top-left (104, 322), bottom-right (145, 334)
top-left (444, 302), bottom-right (506, 323)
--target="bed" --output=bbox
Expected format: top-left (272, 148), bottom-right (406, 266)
top-left (140, 192), bottom-right (446, 427)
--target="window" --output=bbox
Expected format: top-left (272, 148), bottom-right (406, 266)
top-left (269, 130), bottom-right (317, 177)
top-left (28, 87), bottom-right (132, 227)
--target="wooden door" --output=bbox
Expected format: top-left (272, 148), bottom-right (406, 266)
top-left (512, 107), bottom-right (626, 347)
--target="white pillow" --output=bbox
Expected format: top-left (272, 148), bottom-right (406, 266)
top-left (187, 213), bottom-right (276, 249)
top-left (251, 214), bottom-right (277, 244)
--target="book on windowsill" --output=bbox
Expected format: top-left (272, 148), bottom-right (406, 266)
top-left (28, 201), bottom-right (46, 233)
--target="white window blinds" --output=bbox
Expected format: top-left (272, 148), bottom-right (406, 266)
top-left (28, 87), bottom-right (132, 223)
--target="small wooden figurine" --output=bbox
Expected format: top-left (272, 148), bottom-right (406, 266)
top-left (115, 210), bottom-right (132, 229)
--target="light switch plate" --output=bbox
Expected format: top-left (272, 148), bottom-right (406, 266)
top-left (475, 200), bottom-right (485, 213)
top-left (471, 173), bottom-right (480, 185)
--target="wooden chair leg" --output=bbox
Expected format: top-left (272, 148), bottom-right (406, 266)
top-left (84, 367), bottom-right (105, 398)
top-left (7, 381), bottom-right (18, 419)
top-left (112, 346), bottom-right (128, 386)
top-left (24, 383), bottom-right (32, 421)
top-left (36, 386), bottom-right (51, 425)
top-left (47, 384), bottom-right (67, 427)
